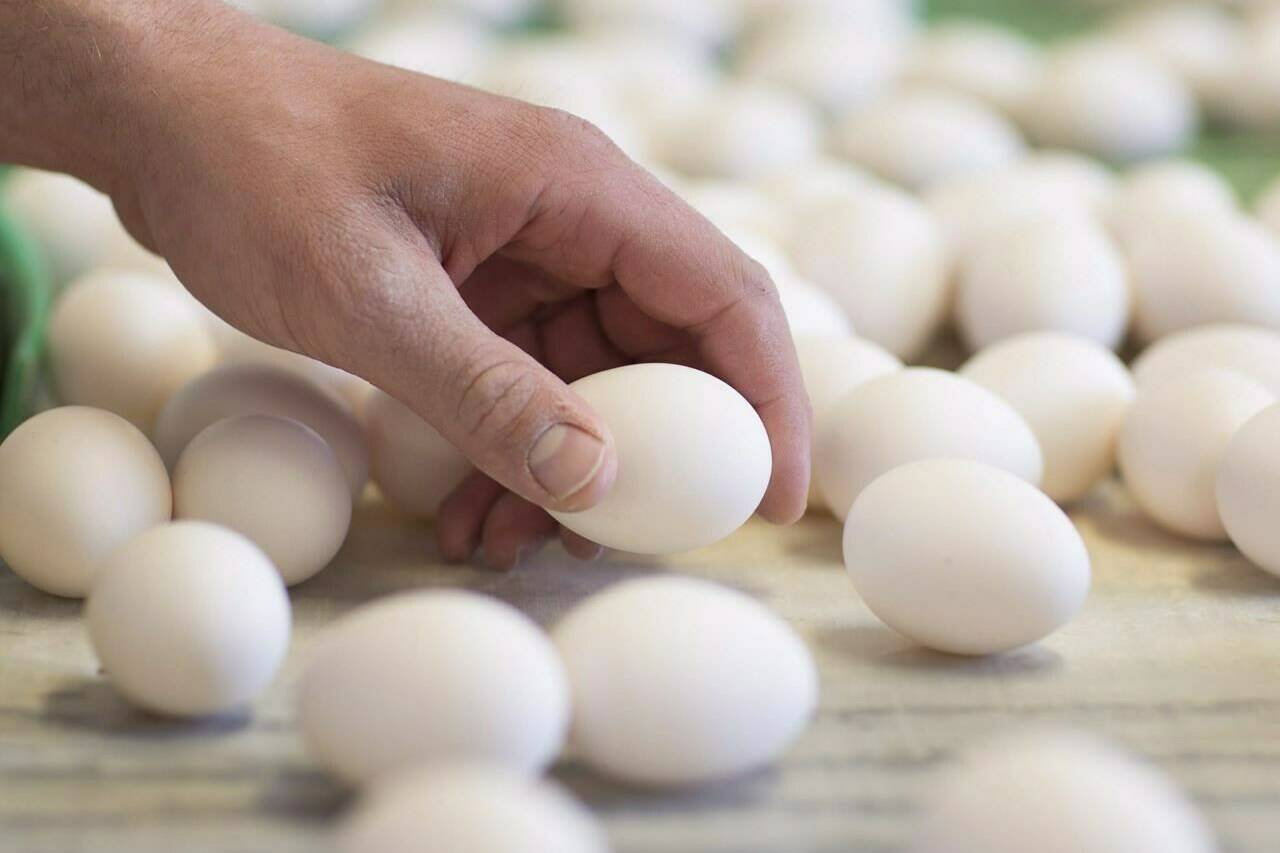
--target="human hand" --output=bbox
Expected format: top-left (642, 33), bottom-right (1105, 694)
top-left (44, 1), bottom-right (811, 568)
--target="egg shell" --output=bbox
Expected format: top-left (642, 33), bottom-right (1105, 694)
top-left (214, 327), bottom-right (373, 418)
top-left (552, 0), bottom-right (738, 47)
top-left (775, 274), bottom-right (855, 339)
top-left (1132, 324), bottom-right (1280, 398)
top-left (1255, 174), bottom-right (1280, 239)
top-left (338, 765), bottom-right (607, 853)
top-left (552, 576), bottom-right (817, 787)
top-left (680, 180), bottom-right (788, 245)
top-left (300, 591), bottom-right (569, 786)
top-left (815, 368), bottom-right (1043, 521)
top-left (1, 168), bottom-right (119, 286)
top-left (548, 364), bottom-right (771, 555)
top-left (1125, 210), bottom-right (1280, 342)
top-left (344, 12), bottom-right (495, 82)
top-left (383, 0), bottom-right (539, 27)
top-left (1118, 369), bottom-right (1276, 541)
top-left (174, 415), bottom-right (351, 586)
top-left (1107, 159), bottom-right (1237, 246)
top-left (755, 157), bottom-right (881, 220)
top-left (912, 729), bottom-right (1216, 853)
top-left (1217, 403), bottom-right (1280, 578)
top-left (833, 88), bottom-right (1025, 191)
top-left (1020, 39), bottom-right (1197, 162)
top-left (1109, 2), bottom-right (1241, 98)
top-left (955, 215), bottom-right (1130, 351)
top-left (48, 271), bottom-right (218, 432)
top-left (364, 390), bottom-right (471, 519)
top-left (901, 22), bottom-right (1042, 113)
top-left (86, 521), bottom-right (290, 716)
top-left (0, 407), bottom-right (171, 598)
top-left (961, 333), bottom-right (1134, 504)
top-left (788, 187), bottom-right (951, 359)
top-left (155, 363), bottom-right (369, 497)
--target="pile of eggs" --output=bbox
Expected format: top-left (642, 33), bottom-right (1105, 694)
top-left (5, 0), bottom-right (1280, 849)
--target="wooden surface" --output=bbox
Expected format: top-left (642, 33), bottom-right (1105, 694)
top-left (3, 481), bottom-right (1280, 853)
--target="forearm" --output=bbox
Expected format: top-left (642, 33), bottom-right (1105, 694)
top-left (0, 0), bottom-right (237, 191)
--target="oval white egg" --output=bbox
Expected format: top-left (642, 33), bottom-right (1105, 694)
top-left (1109, 3), bottom-right (1241, 99)
top-left (1217, 403), bottom-right (1280, 578)
top-left (86, 521), bottom-right (290, 716)
top-left (552, 576), bottom-right (817, 787)
top-left (174, 415), bottom-right (352, 586)
top-left (299, 591), bottom-right (569, 786)
top-left (0, 407), bottom-right (171, 598)
top-left (1107, 158), bottom-right (1237, 246)
top-left (961, 333), bottom-right (1135, 504)
top-left (1118, 369), bottom-right (1276, 540)
top-left (788, 187), bottom-right (951, 359)
top-left (913, 729), bottom-right (1216, 853)
top-left (833, 88), bottom-right (1025, 191)
top-left (214, 324), bottom-right (375, 416)
top-left (364, 390), bottom-right (471, 519)
top-left (1, 168), bottom-right (119, 286)
top-left (815, 368), bottom-right (1043, 521)
top-left (844, 459), bottom-right (1089, 656)
top-left (48, 270), bottom-right (218, 432)
top-left (901, 22), bottom-right (1042, 113)
top-left (1125, 210), bottom-right (1280, 342)
top-left (155, 363), bottom-right (369, 497)
top-left (775, 274), bottom-right (856, 339)
top-left (548, 364), bottom-right (771, 554)
top-left (1132, 324), bottom-right (1280, 398)
top-left (344, 11), bottom-right (495, 82)
top-left (955, 215), bottom-right (1130, 351)
top-left (338, 766), bottom-right (607, 853)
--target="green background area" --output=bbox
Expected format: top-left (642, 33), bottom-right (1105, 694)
top-left (2, 2), bottom-right (1278, 436)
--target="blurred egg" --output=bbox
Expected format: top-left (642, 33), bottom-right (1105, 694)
top-left (788, 187), bottom-right (951, 359)
top-left (1254, 173), bottom-right (1280, 239)
top-left (833, 89), bottom-right (1025, 191)
top-left (253, 0), bottom-right (380, 39)
top-left (213, 325), bottom-right (373, 417)
top-left (2, 168), bottom-right (119, 286)
top-left (955, 214), bottom-right (1130, 351)
top-left (155, 364), bottom-right (369, 497)
top-left (552, 0), bottom-right (738, 47)
top-left (902, 21), bottom-right (1042, 113)
top-left (48, 270), bottom-right (217, 432)
top-left (913, 729), bottom-right (1217, 853)
top-left (1218, 403), bottom-right (1280, 578)
top-left (364, 390), bottom-right (471, 519)
top-left (300, 591), bottom-right (569, 786)
top-left (553, 576), bottom-right (817, 787)
top-left (548, 364), bottom-right (771, 554)
top-left (0, 407), bottom-right (171, 597)
top-left (775, 274), bottom-right (856, 338)
top-left (1119, 369), bottom-right (1276, 540)
top-left (845, 459), bottom-right (1089, 655)
top-left (174, 415), bottom-right (352, 586)
top-left (1109, 2), bottom-right (1241, 99)
top-left (1133, 324), bottom-right (1280, 397)
top-left (815, 368), bottom-right (1043, 520)
top-left (961, 333), bottom-right (1135, 504)
top-left (87, 521), bottom-right (290, 716)
top-left (755, 157), bottom-right (880, 220)
top-left (1107, 158), bottom-right (1237, 246)
top-left (338, 766), bottom-right (606, 853)
top-left (345, 11), bottom-right (495, 82)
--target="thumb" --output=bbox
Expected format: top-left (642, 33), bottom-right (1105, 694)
top-left (319, 245), bottom-right (617, 514)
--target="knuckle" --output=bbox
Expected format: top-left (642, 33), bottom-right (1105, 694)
top-left (455, 355), bottom-right (545, 446)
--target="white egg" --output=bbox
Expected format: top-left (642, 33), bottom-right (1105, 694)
top-left (728, 230), bottom-right (798, 284)
top-left (788, 187), bottom-right (951, 359)
top-left (742, 0), bottom-right (916, 40)
top-left (1255, 174), bottom-right (1280, 239)
top-left (344, 12), bottom-right (495, 82)
top-left (364, 390), bottom-right (471, 519)
top-left (548, 364), bottom-right (770, 554)
top-left (1125, 210), bottom-right (1280, 342)
top-left (815, 368), bottom-right (1043, 520)
top-left (658, 82), bottom-right (821, 179)
top-left (902, 22), bottom-right (1042, 113)
top-left (214, 326), bottom-right (373, 418)
top-left (99, 228), bottom-right (172, 277)
top-left (86, 521), bottom-right (290, 717)
top-left (1013, 151), bottom-right (1117, 211)
top-left (338, 766), bottom-right (607, 853)
top-left (382, 0), bottom-right (538, 26)
top-left (47, 271), bottom-right (218, 432)
top-left (1119, 369), bottom-right (1276, 540)
top-left (961, 333), bottom-right (1135, 504)
top-left (2, 168), bottom-right (119, 286)
top-left (0, 407), bottom-right (171, 598)
top-left (912, 729), bottom-right (1217, 853)
top-left (1109, 2), bottom-right (1241, 99)
top-left (1204, 11), bottom-right (1280, 131)
top-left (174, 415), bottom-right (351, 586)
top-left (955, 214), bottom-right (1130, 352)
top-left (300, 591), bottom-right (569, 786)
top-left (845, 459), bottom-right (1089, 655)
top-left (1218, 403), bottom-right (1280, 578)
top-left (155, 364), bottom-right (369, 498)
top-left (1020, 39), bottom-right (1197, 162)
top-left (775, 274), bottom-right (856, 339)
top-left (552, 576), bottom-right (817, 787)
top-left (833, 89), bottom-right (1025, 191)
top-left (734, 20), bottom-right (905, 113)
top-left (552, 0), bottom-right (738, 47)
top-left (1107, 159), bottom-right (1237, 246)
top-left (680, 180), bottom-right (787, 244)
top-left (1132, 324), bottom-right (1280, 398)
top-left (755, 157), bottom-right (881, 220)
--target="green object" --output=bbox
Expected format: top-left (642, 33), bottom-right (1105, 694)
top-left (0, 196), bottom-right (51, 439)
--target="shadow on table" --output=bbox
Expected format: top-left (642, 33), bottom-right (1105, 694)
top-left (41, 676), bottom-right (252, 739)
top-left (554, 760), bottom-right (775, 814)
top-left (813, 624), bottom-right (1064, 679)
top-left (1192, 559), bottom-right (1280, 599)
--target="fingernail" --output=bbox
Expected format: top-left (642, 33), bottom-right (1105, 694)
top-left (529, 424), bottom-right (606, 503)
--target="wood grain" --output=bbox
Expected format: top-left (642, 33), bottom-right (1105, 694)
top-left (3, 480), bottom-right (1279, 852)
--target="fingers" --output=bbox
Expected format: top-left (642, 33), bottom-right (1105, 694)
top-left (480, 492), bottom-right (558, 570)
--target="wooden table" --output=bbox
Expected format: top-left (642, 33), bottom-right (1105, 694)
top-left (3, 481), bottom-right (1279, 853)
